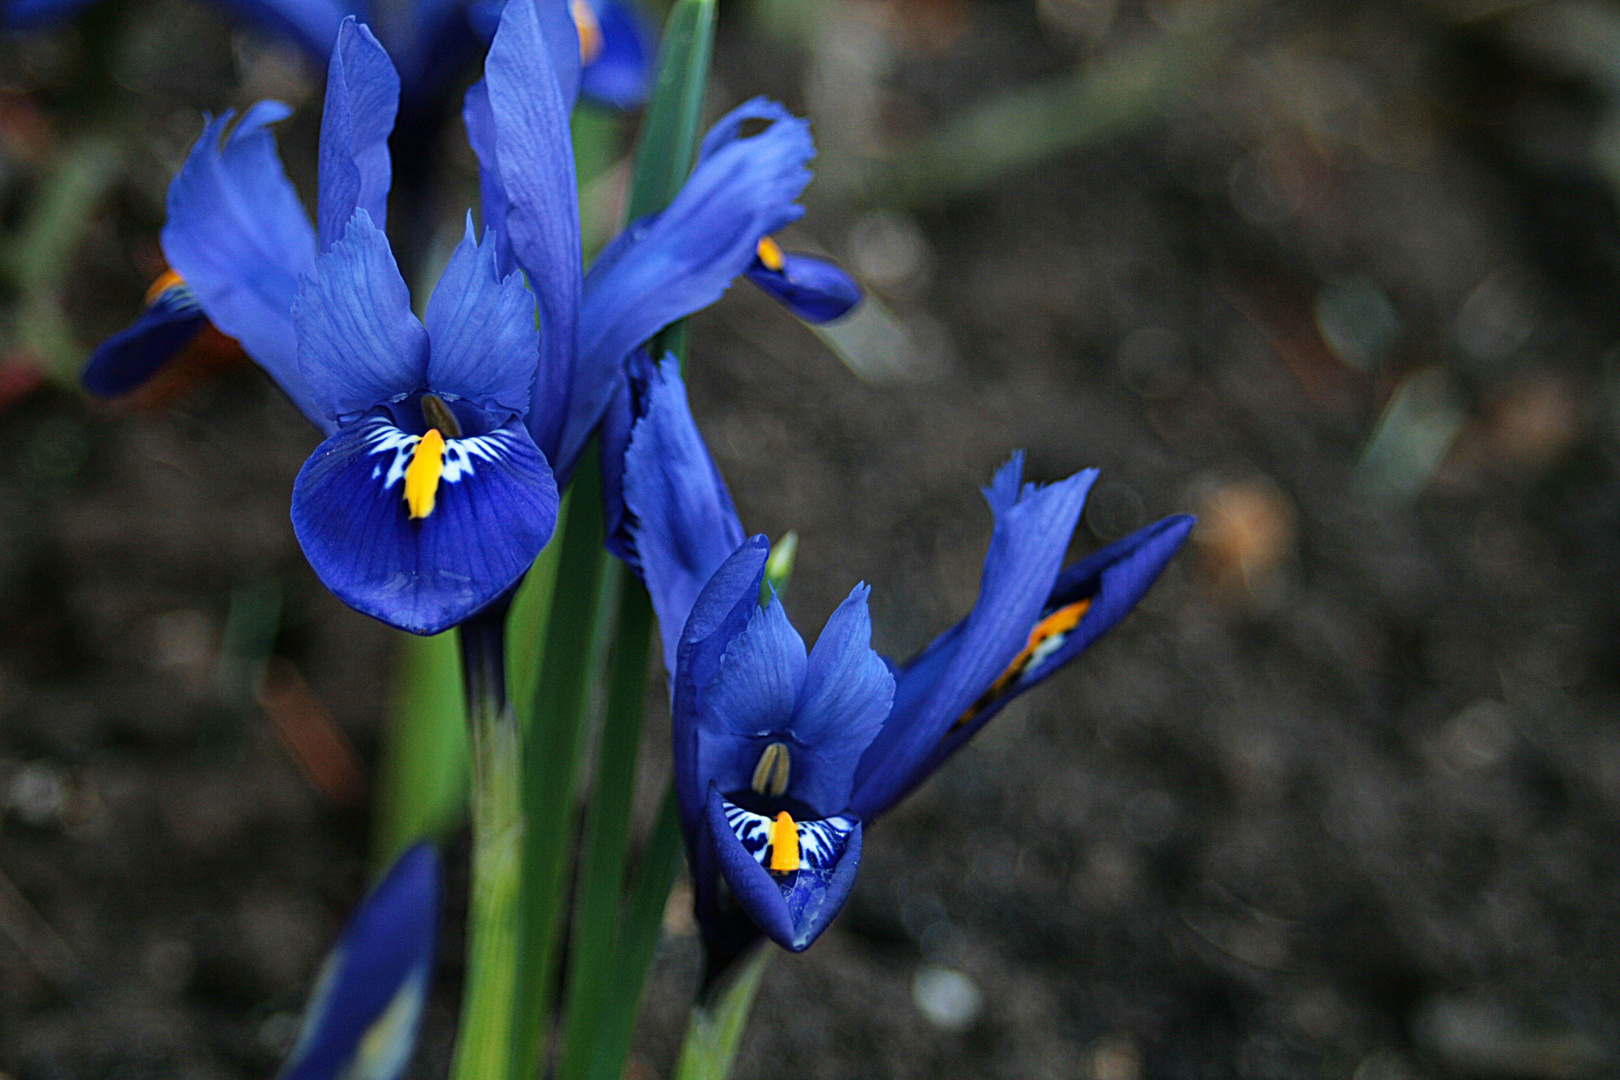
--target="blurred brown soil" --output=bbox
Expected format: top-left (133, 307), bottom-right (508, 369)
top-left (4, 1), bottom-right (1620, 1078)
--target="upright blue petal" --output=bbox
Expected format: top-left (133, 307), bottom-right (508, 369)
top-left (291, 415), bottom-right (559, 635)
top-left (540, 0), bottom-right (584, 112)
top-left (788, 584), bottom-right (893, 814)
top-left (671, 536), bottom-right (770, 831)
top-left (697, 595), bottom-right (808, 797)
top-left (278, 843), bottom-right (438, 1080)
top-left (294, 210), bottom-right (429, 425)
top-left (486, 0), bottom-right (581, 464)
top-left (600, 348), bottom-right (651, 570)
top-left (619, 357), bottom-right (746, 675)
top-left (916, 513), bottom-right (1196, 768)
top-left (848, 456), bottom-right (1096, 818)
top-left (422, 217), bottom-right (538, 419)
top-left (461, 80), bottom-right (512, 276)
top-left (578, 0), bottom-right (652, 110)
top-left (568, 99), bottom-right (814, 471)
top-left (317, 19), bottom-right (400, 253)
top-left (745, 250), bottom-right (862, 324)
top-left (81, 279), bottom-right (209, 399)
top-left (162, 103), bottom-right (322, 427)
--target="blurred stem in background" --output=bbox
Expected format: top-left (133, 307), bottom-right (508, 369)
top-left (674, 948), bottom-right (772, 1080)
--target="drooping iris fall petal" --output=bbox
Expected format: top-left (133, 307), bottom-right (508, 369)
top-left (278, 843), bottom-right (438, 1080)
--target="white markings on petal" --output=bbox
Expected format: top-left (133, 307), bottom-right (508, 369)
top-left (720, 798), bottom-right (856, 873)
top-left (354, 416), bottom-right (526, 492)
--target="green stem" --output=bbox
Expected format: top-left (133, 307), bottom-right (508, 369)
top-left (673, 947), bottom-right (772, 1080)
top-left (556, 581), bottom-right (653, 1080)
top-left (583, 785), bottom-right (685, 1080)
top-left (449, 609), bottom-right (525, 1080)
top-left (509, 455), bottom-right (618, 1080)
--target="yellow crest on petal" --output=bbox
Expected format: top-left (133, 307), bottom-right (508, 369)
top-left (769, 811), bottom-right (800, 873)
top-left (404, 429), bottom-right (446, 520)
top-left (572, 0), bottom-right (603, 64)
top-left (756, 235), bottom-right (785, 273)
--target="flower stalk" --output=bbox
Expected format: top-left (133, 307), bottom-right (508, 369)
top-left (449, 607), bottom-right (526, 1080)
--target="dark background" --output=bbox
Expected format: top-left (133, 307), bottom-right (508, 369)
top-left (3, 0), bottom-right (1620, 1077)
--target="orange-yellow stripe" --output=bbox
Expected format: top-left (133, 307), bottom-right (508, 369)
top-left (572, 0), bottom-right (603, 63)
top-left (404, 429), bottom-right (446, 520)
top-left (144, 268), bottom-right (185, 305)
top-left (768, 811), bottom-right (800, 873)
top-left (756, 236), bottom-right (785, 273)
top-left (951, 597), bottom-right (1093, 731)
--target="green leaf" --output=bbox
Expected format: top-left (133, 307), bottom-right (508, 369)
top-left (371, 628), bottom-right (468, 871)
top-left (583, 786), bottom-right (685, 1080)
top-left (508, 455), bottom-right (620, 1080)
top-left (627, 0), bottom-right (717, 221)
top-left (556, 585), bottom-right (655, 1080)
top-left (505, 492), bottom-right (571, 736)
top-left (448, 619), bottom-right (526, 1080)
top-left (673, 946), bottom-right (772, 1080)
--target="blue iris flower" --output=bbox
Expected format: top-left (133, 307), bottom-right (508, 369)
top-left (150, 17), bottom-right (561, 635)
top-left (133, 0), bottom-right (825, 633)
top-left (280, 842), bottom-right (439, 1080)
top-left (612, 359), bottom-right (1192, 972)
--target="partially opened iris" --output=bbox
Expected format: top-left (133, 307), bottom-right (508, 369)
top-left (677, 543), bottom-right (892, 959)
top-left (611, 358), bottom-right (1193, 977)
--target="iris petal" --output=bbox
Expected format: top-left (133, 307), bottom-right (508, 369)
top-left (619, 357), bottom-right (746, 675)
top-left (161, 102), bottom-right (322, 427)
top-left (278, 843), bottom-right (438, 1080)
top-left (317, 19), bottom-right (400, 253)
top-left (703, 595), bottom-right (807, 745)
top-left (486, 0), bottom-right (581, 465)
top-left (578, 0), bottom-right (652, 110)
top-left (671, 536), bottom-right (770, 829)
top-left (788, 583), bottom-right (894, 815)
top-left (705, 786), bottom-right (862, 952)
top-left (849, 455), bottom-right (1096, 818)
top-left (568, 98), bottom-right (814, 471)
top-left (294, 210), bottom-right (429, 425)
top-left (290, 415), bottom-right (559, 635)
top-left (81, 283), bottom-right (209, 399)
top-left (921, 513), bottom-right (1195, 765)
top-left (422, 217), bottom-right (538, 418)
top-left (461, 81), bottom-right (512, 277)
top-left (745, 252), bottom-right (861, 324)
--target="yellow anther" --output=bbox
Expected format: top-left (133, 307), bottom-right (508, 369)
top-left (951, 597), bottom-right (1094, 731)
top-left (751, 742), bottom-right (792, 798)
top-left (145, 268), bottom-right (186, 305)
top-left (768, 811), bottom-right (800, 873)
top-left (404, 429), bottom-right (446, 520)
top-left (755, 235), bottom-right (785, 273)
top-left (572, 0), bottom-right (603, 64)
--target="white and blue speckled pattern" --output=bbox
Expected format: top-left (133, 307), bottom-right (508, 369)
top-left (721, 799), bottom-right (857, 873)
top-left (356, 416), bottom-right (525, 491)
